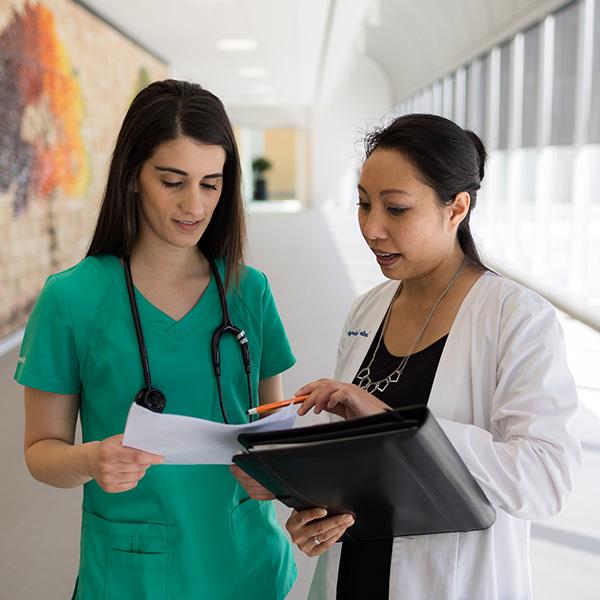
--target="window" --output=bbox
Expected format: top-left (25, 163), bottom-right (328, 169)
top-left (588, 0), bottom-right (600, 142)
top-left (466, 56), bottom-right (488, 142)
top-left (523, 24), bottom-right (541, 147)
top-left (498, 42), bottom-right (513, 149)
top-left (442, 74), bottom-right (454, 119)
top-left (551, 1), bottom-right (580, 145)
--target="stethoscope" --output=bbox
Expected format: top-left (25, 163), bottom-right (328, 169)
top-left (123, 255), bottom-right (255, 424)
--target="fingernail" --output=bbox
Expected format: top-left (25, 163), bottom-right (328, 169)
top-left (318, 509), bottom-right (327, 517)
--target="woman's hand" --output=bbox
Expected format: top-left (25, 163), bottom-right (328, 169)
top-left (86, 434), bottom-right (163, 493)
top-left (296, 379), bottom-right (391, 420)
top-left (229, 465), bottom-right (275, 500)
top-left (286, 508), bottom-right (355, 557)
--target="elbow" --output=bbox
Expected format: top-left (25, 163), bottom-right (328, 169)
top-left (24, 444), bottom-right (43, 483)
top-left (505, 458), bottom-right (579, 520)
top-left (492, 440), bottom-right (581, 520)
top-left (505, 486), bottom-right (571, 520)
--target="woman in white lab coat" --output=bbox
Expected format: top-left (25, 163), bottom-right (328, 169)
top-left (281, 114), bottom-right (581, 599)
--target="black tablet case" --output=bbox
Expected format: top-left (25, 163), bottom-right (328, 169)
top-left (233, 406), bottom-right (496, 541)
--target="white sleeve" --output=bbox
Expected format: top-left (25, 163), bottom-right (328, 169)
top-left (438, 293), bottom-right (581, 520)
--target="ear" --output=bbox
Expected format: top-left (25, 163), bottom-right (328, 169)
top-left (448, 192), bottom-right (470, 229)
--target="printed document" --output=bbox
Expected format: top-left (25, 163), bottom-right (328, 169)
top-left (123, 402), bottom-right (297, 464)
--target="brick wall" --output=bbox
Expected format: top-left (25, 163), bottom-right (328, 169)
top-left (0, 0), bottom-right (167, 338)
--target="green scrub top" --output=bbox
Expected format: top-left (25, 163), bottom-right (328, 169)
top-left (15, 254), bottom-right (297, 600)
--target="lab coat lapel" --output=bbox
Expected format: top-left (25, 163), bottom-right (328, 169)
top-left (427, 272), bottom-right (491, 420)
top-left (338, 281), bottom-right (400, 383)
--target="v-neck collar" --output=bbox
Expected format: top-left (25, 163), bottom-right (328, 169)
top-left (105, 254), bottom-right (223, 340)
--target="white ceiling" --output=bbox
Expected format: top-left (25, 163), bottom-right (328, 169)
top-left (79, 0), bottom-right (572, 126)
top-left (366, 0), bottom-right (573, 99)
top-left (80, 0), bottom-right (333, 119)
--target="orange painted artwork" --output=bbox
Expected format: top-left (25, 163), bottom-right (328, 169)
top-left (0, 2), bottom-right (90, 214)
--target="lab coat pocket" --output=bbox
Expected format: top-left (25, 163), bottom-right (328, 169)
top-left (79, 510), bottom-right (170, 600)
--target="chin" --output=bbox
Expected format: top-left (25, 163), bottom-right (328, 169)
top-left (380, 266), bottom-right (403, 281)
top-left (164, 234), bottom-right (204, 250)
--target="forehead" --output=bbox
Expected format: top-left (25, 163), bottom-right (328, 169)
top-left (150, 136), bottom-right (226, 172)
top-left (360, 148), bottom-right (421, 183)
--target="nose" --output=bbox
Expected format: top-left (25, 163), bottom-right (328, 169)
top-left (178, 185), bottom-right (206, 219)
top-left (361, 207), bottom-right (388, 242)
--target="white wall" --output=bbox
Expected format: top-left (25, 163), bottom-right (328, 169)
top-left (308, 54), bottom-right (393, 210)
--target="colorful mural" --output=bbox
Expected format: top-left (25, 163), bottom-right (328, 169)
top-left (0, 2), bottom-right (89, 215)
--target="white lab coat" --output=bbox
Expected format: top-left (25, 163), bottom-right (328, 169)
top-left (308, 271), bottom-right (580, 600)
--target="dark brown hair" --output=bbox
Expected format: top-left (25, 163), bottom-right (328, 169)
top-left (87, 79), bottom-right (246, 286)
top-left (365, 113), bottom-right (487, 270)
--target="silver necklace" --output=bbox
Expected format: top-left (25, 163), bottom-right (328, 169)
top-left (355, 258), bottom-right (467, 394)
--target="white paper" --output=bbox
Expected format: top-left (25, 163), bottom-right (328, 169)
top-left (122, 402), bottom-right (298, 464)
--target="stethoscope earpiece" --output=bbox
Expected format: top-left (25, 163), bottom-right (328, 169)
top-left (135, 387), bottom-right (167, 413)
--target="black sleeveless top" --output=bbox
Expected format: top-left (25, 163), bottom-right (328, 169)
top-left (336, 322), bottom-right (448, 599)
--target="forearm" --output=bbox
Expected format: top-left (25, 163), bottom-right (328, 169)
top-left (25, 438), bottom-right (98, 489)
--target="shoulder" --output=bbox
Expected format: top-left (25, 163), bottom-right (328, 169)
top-left (48, 254), bottom-right (112, 284)
top-left (41, 254), bottom-right (116, 318)
top-left (477, 272), bottom-right (555, 315)
top-left (468, 272), bottom-right (558, 336)
top-left (226, 262), bottom-right (272, 320)
top-left (236, 263), bottom-right (269, 293)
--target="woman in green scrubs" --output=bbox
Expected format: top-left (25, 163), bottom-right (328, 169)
top-left (15, 79), bottom-right (297, 599)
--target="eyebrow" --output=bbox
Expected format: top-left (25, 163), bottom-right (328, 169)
top-left (357, 184), bottom-right (412, 198)
top-left (381, 189), bottom-right (412, 198)
top-left (155, 166), bottom-right (223, 179)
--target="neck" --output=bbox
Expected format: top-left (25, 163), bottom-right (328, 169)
top-left (400, 245), bottom-right (466, 305)
top-left (130, 234), bottom-right (207, 284)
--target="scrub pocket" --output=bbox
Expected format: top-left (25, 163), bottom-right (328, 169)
top-left (78, 510), bottom-right (170, 600)
top-left (230, 498), bottom-right (296, 600)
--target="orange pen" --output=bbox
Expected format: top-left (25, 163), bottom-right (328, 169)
top-left (247, 394), bottom-right (310, 416)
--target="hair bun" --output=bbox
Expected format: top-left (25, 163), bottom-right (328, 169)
top-left (465, 130), bottom-right (487, 181)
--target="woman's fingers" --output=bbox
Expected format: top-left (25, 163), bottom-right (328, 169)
top-left (116, 445), bottom-right (164, 466)
top-left (286, 508), bottom-right (355, 557)
top-left (91, 434), bottom-right (163, 493)
top-left (296, 379), bottom-right (334, 415)
top-left (295, 379), bottom-right (330, 396)
top-left (300, 523), bottom-right (351, 557)
top-left (286, 507), bottom-right (327, 534)
top-left (229, 465), bottom-right (275, 500)
top-left (297, 381), bottom-right (339, 416)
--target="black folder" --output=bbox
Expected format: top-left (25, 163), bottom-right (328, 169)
top-left (233, 406), bottom-right (495, 541)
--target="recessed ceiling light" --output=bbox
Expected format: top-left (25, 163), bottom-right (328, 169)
top-left (216, 39), bottom-right (258, 51)
top-left (239, 67), bottom-right (268, 78)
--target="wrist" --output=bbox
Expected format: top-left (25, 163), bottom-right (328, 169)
top-left (79, 441), bottom-right (100, 482)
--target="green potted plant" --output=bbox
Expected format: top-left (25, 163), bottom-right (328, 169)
top-left (252, 157), bottom-right (272, 200)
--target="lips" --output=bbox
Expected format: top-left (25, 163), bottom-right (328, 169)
top-left (173, 219), bottom-right (202, 232)
top-left (371, 249), bottom-right (402, 267)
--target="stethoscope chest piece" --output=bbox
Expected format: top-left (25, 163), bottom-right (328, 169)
top-left (136, 387), bottom-right (167, 413)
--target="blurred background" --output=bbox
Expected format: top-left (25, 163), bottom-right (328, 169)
top-left (1, 0), bottom-right (599, 598)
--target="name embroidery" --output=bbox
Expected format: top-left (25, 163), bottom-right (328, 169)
top-left (347, 329), bottom-right (369, 338)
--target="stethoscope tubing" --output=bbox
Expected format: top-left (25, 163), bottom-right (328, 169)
top-left (123, 255), bottom-right (254, 423)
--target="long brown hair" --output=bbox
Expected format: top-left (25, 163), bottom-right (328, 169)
top-left (87, 79), bottom-right (246, 286)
